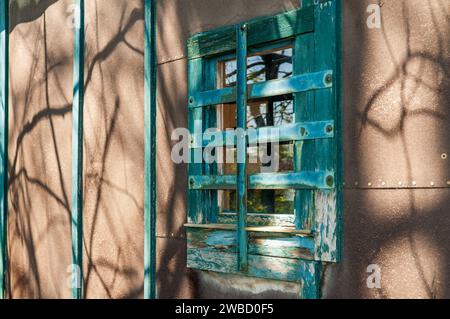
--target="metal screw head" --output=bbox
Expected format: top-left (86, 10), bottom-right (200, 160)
top-left (241, 23), bottom-right (247, 31)
top-left (189, 96), bottom-right (195, 105)
top-left (326, 175), bottom-right (334, 187)
top-left (441, 153), bottom-right (448, 160)
top-left (325, 74), bottom-right (333, 84)
top-left (189, 178), bottom-right (194, 187)
top-left (326, 125), bottom-right (334, 133)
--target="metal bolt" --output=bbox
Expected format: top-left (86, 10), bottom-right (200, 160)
top-left (326, 125), bottom-right (334, 133)
top-left (241, 23), bottom-right (247, 31)
top-left (326, 175), bottom-right (334, 187)
top-left (325, 74), bottom-right (333, 84)
top-left (189, 96), bottom-right (194, 105)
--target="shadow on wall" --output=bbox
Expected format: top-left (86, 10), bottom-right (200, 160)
top-left (325, 0), bottom-right (449, 299)
top-left (7, 0), bottom-right (145, 298)
top-left (9, 0), bottom-right (58, 31)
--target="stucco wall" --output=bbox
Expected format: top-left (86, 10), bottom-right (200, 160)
top-left (5, 0), bottom-right (450, 299)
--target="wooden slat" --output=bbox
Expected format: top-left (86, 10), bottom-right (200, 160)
top-left (71, 0), bottom-right (84, 300)
top-left (189, 172), bottom-right (335, 190)
top-left (184, 223), bottom-right (312, 236)
top-left (218, 213), bottom-right (295, 227)
top-left (144, 0), bottom-right (157, 300)
top-left (190, 120), bottom-right (334, 148)
top-left (236, 23), bottom-right (248, 272)
top-left (187, 248), bottom-right (320, 286)
top-left (187, 228), bottom-right (315, 260)
top-left (189, 70), bottom-right (332, 108)
top-left (312, 0), bottom-right (341, 263)
top-left (187, 6), bottom-right (314, 59)
top-left (0, 0), bottom-right (8, 300)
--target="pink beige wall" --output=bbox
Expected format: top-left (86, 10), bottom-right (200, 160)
top-left (6, 0), bottom-right (450, 298)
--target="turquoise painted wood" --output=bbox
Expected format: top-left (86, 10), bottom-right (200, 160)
top-left (189, 70), bottom-right (333, 108)
top-left (187, 228), bottom-right (315, 260)
top-left (187, 6), bottom-right (314, 59)
top-left (144, 0), bottom-right (157, 300)
top-left (236, 24), bottom-right (248, 272)
top-left (189, 171), bottom-right (334, 190)
top-left (187, 58), bottom-right (205, 225)
top-left (311, 0), bottom-right (341, 263)
top-left (190, 120), bottom-right (334, 148)
top-left (71, 0), bottom-right (85, 299)
top-left (0, 0), bottom-right (8, 300)
top-left (218, 213), bottom-right (295, 227)
top-left (187, 247), bottom-right (320, 283)
top-left (185, 0), bottom-right (342, 299)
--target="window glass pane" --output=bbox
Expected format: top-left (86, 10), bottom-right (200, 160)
top-left (221, 47), bottom-right (293, 87)
top-left (217, 144), bottom-right (294, 175)
top-left (215, 46), bottom-right (295, 217)
top-left (218, 189), bottom-right (295, 215)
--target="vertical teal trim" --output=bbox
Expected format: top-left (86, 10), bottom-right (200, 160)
top-left (335, 0), bottom-right (344, 263)
top-left (71, 0), bottom-right (84, 300)
top-left (144, 0), bottom-right (157, 299)
top-left (236, 24), bottom-right (248, 272)
top-left (0, 0), bottom-right (8, 300)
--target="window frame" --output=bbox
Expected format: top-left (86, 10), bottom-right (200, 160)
top-left (185, 2), bottom-right (342, 299)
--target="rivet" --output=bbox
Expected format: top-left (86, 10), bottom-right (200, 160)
top-left (381, 182), bottom-right (386, 186)
top-left (430, 181), bottom-right (435, 187)
top-left (354, 182), bottom-right (359, 187)
top-left (368, 182), bottom-right (372, 187)
top-left (441, 153), bottom-right (447, 160)
top-left (398, 182), bottom-right (403, 186)
top-left (412, 181), bottom-right (417, 186)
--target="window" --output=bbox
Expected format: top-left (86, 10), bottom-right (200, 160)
top-left (185, 2), bottom-right (342, 299)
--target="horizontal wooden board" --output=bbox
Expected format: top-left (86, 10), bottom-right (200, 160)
top-left (189, 70), bottom-right (333, 108)
top-left (189, 172), bottom-right (335, 190)
top-left (185, 223), bottom-right (312, 236)
top-left (187, 247), bottom-right (319, 283)
top-left (190, 120), bottom-right (335, 149)
top-left (218, 213), bottom-right (295, 227)
top-left (187, 6), bottom-right (314, 59)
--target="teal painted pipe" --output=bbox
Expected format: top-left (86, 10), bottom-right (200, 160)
top-left (0, 0), bottom-right (8, 300)
top-left (71, 0), bottom-right (84, 299)
top-left (236, 23), bottom-right (248, 272)
top-left (144, 0), bottom-right (157, 299)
